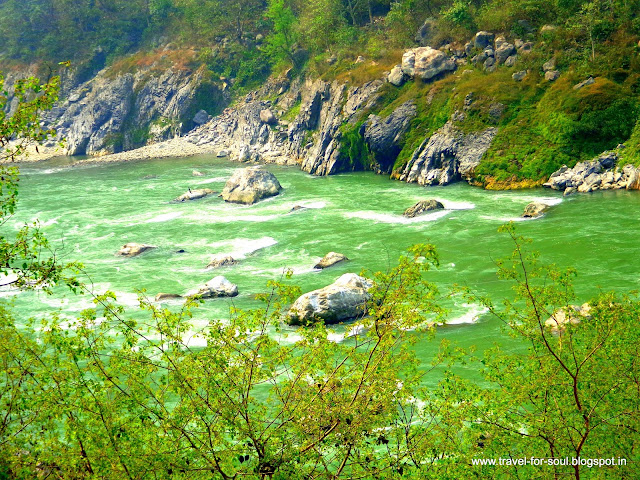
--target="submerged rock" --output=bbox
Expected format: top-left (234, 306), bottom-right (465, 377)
top-left (287, 273), bottom-right (372, 326)
top-left (522, 202), bottom-right (550, 218)
top-left (403, 199), bottom-right (445, 218)
top-left (117, 243), bottom-right (156, 257)
top-left (174, 188), bottom-right (216, 202)
top-left (155, 293), bottom-right (182, 301)
top-left (192, 170), bottom-right (205, 176)
top-left (206, 255), bottom-right (237, 269)
top-left (186, 276), bottom-right (238, 298)
top-left (222, 167), bottom-right (282, 204)
top-left (314, 252), bottom-right (349, 269)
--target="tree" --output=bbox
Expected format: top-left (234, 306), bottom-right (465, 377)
top-left (456, 224), bottom-right (640, 479)
top-left (264, 0), bottom-right (300, 67)
top-left (0, 72), bottom-right (80, 292)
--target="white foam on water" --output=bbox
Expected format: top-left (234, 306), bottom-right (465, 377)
top-left (145, 212), bottom-right (184, 223)
top-left (441, 200), bottom-right (476, 210)
top-left (446, 303), bottom-right (489, 325)
top-left (479, 215), bottom-right (528, 223)
top-left (206, 236), bottom-right (278, 259)
top-left (509, 195), bottom-right (563, 206)
top-left (344, 210), bottom-right (450, 224)
top-left (191, 176), bottom-right (228, 185)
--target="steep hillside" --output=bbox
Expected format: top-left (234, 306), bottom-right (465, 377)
top-left (2, 0), bottom-right (640, 188)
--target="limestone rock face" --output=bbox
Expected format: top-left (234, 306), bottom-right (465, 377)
top-left (206, 255), bottom-right (237, 269)
top-left (403, 199), bottom-right (445, 218)
top-left (221, 167), bottom-right (282, 204)
top-left (314, 252), bottom-right (349, 269)
top-left (399, 121), bottom-right (496, 186)
top-left (174, 188), bottom-right (216, 202)
top-left (522, 202), bottom-right (550, 218)
top-left (287, 273), bottom-right (373, 326)
top-left (38, 66), bottom-right (227, 156)
top-left (362, 101), bottom-right (417, 173)
top-left (186, 276), bottom-right (238, 298)
top-left (401, 47), bottom-right (456, 81)
top-left (117, 243), bottom-right (156, 257)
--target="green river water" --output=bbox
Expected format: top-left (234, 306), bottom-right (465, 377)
top-left (5, 154), bottom-right (640, 375)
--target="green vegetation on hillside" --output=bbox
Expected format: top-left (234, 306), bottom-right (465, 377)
top-left (2, 1), bottom-right (640, 183)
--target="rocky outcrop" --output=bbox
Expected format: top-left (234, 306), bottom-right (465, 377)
top-left (544, 151), bottom-right (640, 194)
top-left (522, 202), bottom-right (550, 218)
top-left (398, 121), bottom-right (497, 186)
top-left (314, 252), bottom-right (348, 270)
top-left (206, 255), bottom-right (237, 269)
top-left (174, 188), bottom-right (216, 202)
top-left (363, 102), bottom-right (416, 173)
top-left (221, 167), bottom-right (282, 204)
top-left (186, 276), bottom-right (238, 298)
top-left (401, 47), bottom-right (456, 81)
top-left (39, 63), bottom-right (228, 156)
top-left (117, 243), bottom-right (156, 257)
top-left (403, 199), bottom-right (444, 217)
top-left (287, 273), bottom-right (372, 326)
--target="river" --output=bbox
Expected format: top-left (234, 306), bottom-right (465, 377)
top-left (5, 155), bottom-right (640, 376)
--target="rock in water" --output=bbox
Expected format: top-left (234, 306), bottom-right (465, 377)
top-left (174, 188), bottom-right (216, 202)
top-left (287, 273), bottom-right (373, 326)
top-left (186, 276), bottom-right (238, 298)
top-left (155, 293), bottom-right (182, 301)
top-left (117, 243), bottom-right (156, 257)
top-left (403, 199), bottom-right (445, 218)
top-left (192, 170), bottom-right (205, 176)
top-left (314, 252), bottom-right (349, 269)
top-left (545, 303), bottom-right (591, 333)
top-left (206, 255), bottom-right (237, 269)
top-left (222, 167), bottom-right (282, 204)
top-left (522, 202), bottom-right (549, 218)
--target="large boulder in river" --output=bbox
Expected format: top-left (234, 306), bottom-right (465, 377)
top-left (117, 243), bottom-right (156, 257)
top-left (522, 202), bottom-right (550, 218)
top-left (186, 276), bottom-right (238, 298)
top-left (174, 188), bottom-right (216, 202)
top-left (287, 273), bottom-right (373, 326)
top-left (314, 252), bottom-right (348, 269)
top-left (401, 47), bottom-right (456, 81)
top-left (403, 199), bottom-right (444, 218)
top-left (222, 167), bottom-right (282, 204)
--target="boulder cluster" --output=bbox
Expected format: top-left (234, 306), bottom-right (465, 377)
top-left (544, 151), bottom-right (640, 195)
top-left (387, 27), bottom-right (546, 87)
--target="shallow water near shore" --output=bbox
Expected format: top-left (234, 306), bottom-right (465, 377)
top-left (6, 154), bottom-right (640, 380)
